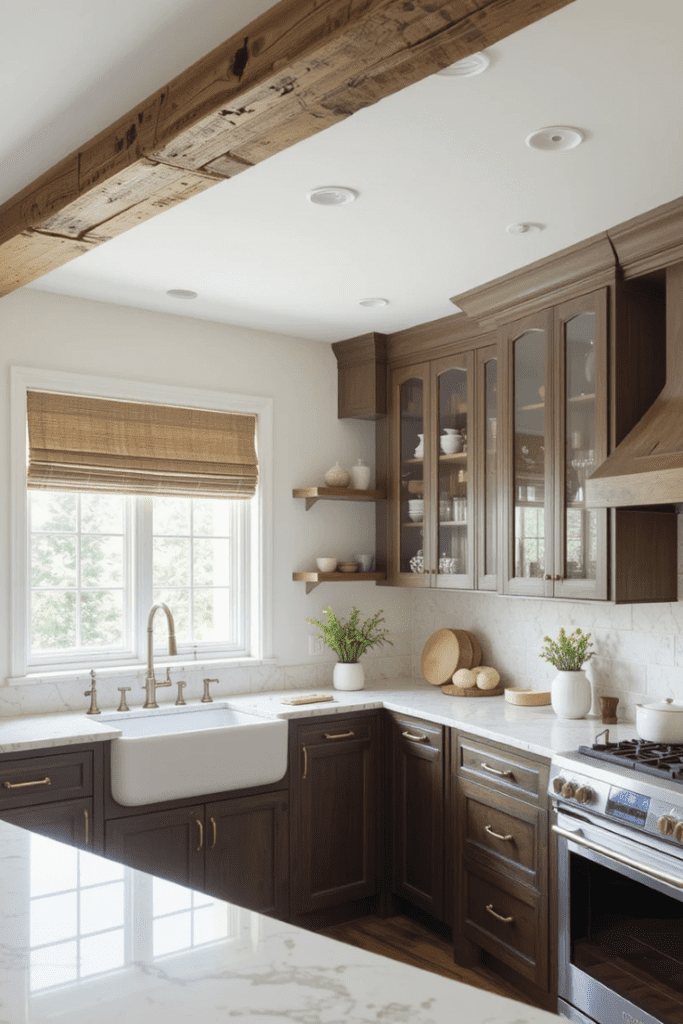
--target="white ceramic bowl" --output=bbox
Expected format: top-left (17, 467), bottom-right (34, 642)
top-left (408, 511), bottom-right (423, 522)
top-left (316, 557), bottom-right (337, 572)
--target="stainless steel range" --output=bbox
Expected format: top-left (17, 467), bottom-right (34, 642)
top-left (550, 738), bottom-right (683, 1024)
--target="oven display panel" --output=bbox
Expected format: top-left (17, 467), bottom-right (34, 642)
top-left (606, 787), bottom-right (651, 827)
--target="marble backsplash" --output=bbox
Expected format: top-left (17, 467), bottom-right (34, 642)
top-left (411, 588), bottom-right (683, 724)
top-left (0, 650), bottom-right (412, 719)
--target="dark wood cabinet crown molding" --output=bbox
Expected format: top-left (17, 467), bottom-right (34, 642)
top-left (387, 311), bottom-right (495, 366)
top-left (0, 0), bottom-right (575, 298)
top-left (451, 233), bottom-right (617, 327)
top-left (607, 195), bottom-right (683, 279)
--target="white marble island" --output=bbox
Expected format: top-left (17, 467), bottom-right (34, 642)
top-left (0, 817), bottom-right (561, 1024)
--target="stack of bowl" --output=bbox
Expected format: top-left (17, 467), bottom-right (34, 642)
top-left (407, 499), bottom-right (424, 522)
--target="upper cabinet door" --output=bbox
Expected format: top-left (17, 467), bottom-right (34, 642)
top-left (553, 291), bottom-right (608, 600)
top-left (433, 352), bottom-right (475, 590)
top-left (501, 312), bottom-right (554, 597)
top-left (389, 364), bottom-right (432, 585)
top-left (476, 346), bottom-right (498, 591)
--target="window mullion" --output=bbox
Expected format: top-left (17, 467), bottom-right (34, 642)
top-left (136, 497), bottom-right (154, 662)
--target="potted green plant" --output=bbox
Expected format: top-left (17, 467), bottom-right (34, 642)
top-left (539, 627), bottom-right (594, 719)
top-left (308, 606), bottom-right (392, 690)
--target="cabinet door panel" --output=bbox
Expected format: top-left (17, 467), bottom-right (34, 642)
top-left (476, 345), bottom-right (499, 590)
top-left (391, 715), bottom-right (444, 918)
top-left (204, 792), bottom-right (288, 919)
top-left (389, 364), bottom-right (432, 584)
top-left (292, 716), bottom-right (379, 914)
top-left (0, 798), bottom-right (92, 850)
top-left (554, 291), bottom-right (608, 600)
top-left (105, 805), bottom-right (204, 890)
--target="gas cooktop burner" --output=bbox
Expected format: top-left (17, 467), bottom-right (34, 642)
top-left (578, 739), bottom-right (683, 781)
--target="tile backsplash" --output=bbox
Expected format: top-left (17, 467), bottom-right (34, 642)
top-left (411, 588), bottom-right (683, 724)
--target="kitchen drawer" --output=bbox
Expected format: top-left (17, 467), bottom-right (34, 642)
top-left (294, 713), bottom-right (377, 749)
top-left (460, 778), bottom-right (544, 891)
top-left (462, 865), bottom-right (547, 987)
top-left (390, 713), bottom-right (443, 752)
top-left (0, 751), bottom-right (93, 809)
top-left (456, 734), bottom-right (548, 804)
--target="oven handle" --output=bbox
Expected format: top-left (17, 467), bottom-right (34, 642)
top-left (552, 824), bottom-right (683, 890)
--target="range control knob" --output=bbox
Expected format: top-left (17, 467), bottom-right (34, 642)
top-left (575, 786), bottom-right (593, 805)
top-left (561, 781), bottom-right (577, 800)
top-left (657, 814), bottom-right (676, 836)
top-left (552, 777), bottom-right (566, 794)
top-left (673, 822), bottom-right (683, 844)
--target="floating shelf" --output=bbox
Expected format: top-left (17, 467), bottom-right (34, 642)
top-left (293, 571), bottom-right (386, 594)
top-left (292, 486), bottom-right (385, 510)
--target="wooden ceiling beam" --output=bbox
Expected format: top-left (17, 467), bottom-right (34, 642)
top-left (0, 0), bottom-right (575, 297)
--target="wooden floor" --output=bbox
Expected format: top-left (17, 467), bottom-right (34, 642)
top-left (321, 915), bottom-right (534, 1006)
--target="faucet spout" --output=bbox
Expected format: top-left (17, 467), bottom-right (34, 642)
top-left (144, 602), bottom-right (177, 708)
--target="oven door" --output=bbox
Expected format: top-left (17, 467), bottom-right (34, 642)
top-left (554, 808), bottom-right (683, 1024)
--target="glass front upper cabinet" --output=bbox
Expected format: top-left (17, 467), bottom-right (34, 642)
top-left (394, 366), bottom-right (430, 583)
top-left (432, 353), bottom-right (474, 589)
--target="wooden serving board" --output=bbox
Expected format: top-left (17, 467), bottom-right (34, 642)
top-left (441, 684), bottom-right (504, 697)
top-left (421, 628), bottom-right (474, 685)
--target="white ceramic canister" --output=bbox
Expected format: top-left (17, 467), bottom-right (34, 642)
top-left (635, 699), bottom-right (683, 743)
top-left (349, 459), bottom-right (371, 490)
top-left (551, 670), bottom-right (592, 719)
top-left (333, 662), bottom-right (365, 691)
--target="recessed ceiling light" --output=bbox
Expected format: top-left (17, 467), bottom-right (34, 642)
top-left (166, 289), bottom-right (198, 299)
top-left (307, 187), bottom-right (358, 206)
top-left (506, 223), bottom-right (544, 235)
top-left (525, 126), bottom-right (585, 151)
top-left (437, 52), bottom-right (490, 77)
top-left (359, 298), bottom-right (389, 308)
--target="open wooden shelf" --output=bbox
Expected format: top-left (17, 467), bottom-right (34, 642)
top-left (293, 486), bottom-right (385, 510)
top-left (292, 571), bottom-right (386, 594)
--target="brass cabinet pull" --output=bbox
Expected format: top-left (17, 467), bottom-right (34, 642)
top-left (544, 574), bottom-right (552, 580)
top-left (3, 776), bottom-right (51, 789)
top-left (210, 817), bottom-right (217, 850)
top-left (486, 903), bottom-right (514, 924)
top-left (302, 745), bottom-right (308, 780)
top-left (481, 762), bottom-right (513, 778)
top-left (553, 574), bottom-right (562, 581)
top-left (84, 808), bottom-right (89, 846)
top-left (485, 824), bottom-right (513, 842)
top-left (196, 818), bottom-right (204, 851)
top-left (402, 730), bottom-right (428, 743)
top-left (324, 730), bottom-right (355, 740)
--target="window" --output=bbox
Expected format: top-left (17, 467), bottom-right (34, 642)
top-left (10, 367), bottom-right (273, 679)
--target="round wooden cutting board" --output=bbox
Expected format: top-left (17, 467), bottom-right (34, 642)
top-left (421, 628), bottom-right (474, 685)
top-left (441, 683), bottom-right (504, 697)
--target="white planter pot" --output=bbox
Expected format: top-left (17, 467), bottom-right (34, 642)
top-left (333, 662), bottom-right (365, 691)
top-left (551, 670), bottom-right (592, 719)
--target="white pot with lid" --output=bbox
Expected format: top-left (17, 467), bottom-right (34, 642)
top-left (635, 699), bottom-right (683, 743)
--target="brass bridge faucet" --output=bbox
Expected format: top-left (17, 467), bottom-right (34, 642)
top-left (143, 602), bottom-right (177, 708)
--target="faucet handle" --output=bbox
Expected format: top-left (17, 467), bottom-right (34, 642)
top-left (201, 678), bottom-right (219, 703)
top-left (117, 687), bottom-right (131, 712)
top-left (175, 680), bottom-right (187, 706)
top-left (84, 669), bottom-right (101, 715)
top-left (158, 667), bottom-right (172, 689)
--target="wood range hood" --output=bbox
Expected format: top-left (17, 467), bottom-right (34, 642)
top-left (586, 262), bottom-right (683, 508)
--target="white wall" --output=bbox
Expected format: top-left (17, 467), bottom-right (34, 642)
top-left (0, 290), bottom-right (411, 715)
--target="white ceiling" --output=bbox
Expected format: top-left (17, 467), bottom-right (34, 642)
top-left (3, 0), bottom-right (683, 343)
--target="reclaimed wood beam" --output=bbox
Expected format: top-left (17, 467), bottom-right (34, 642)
top-left (0, 0), bottom-right (576, 297)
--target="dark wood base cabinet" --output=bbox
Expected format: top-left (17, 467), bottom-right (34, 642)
top-left (289, 711), bottom-right (381, 925)
top-left (388, 712), bottom-right (446, 922)
top-left (453, 732), bottom-right (554, 1011)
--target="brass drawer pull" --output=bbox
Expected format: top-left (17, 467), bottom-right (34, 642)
top-left (481, 762), bottom-right (513, 778)
top-left (324, 730), bottom-right (355, 740)
top-left (84, 808), bottom-right (89, 846)
top-left (485, 824), bottom-right (513, 842)
top-left (196, 818), bottom-right (204, 851)
top-left (302, 745), bottom-right (308, 780)
top-left (3, 776), bottom-right (51, 789)
top-left (210, 816), bottom-right (217, 850)
top-left (486, 903), bottom-right (514, 924)
top-left (402, 731), bottom-right (428, 743)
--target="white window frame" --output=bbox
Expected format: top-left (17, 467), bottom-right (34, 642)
top-left (10, 366), bottom-right (273, 682)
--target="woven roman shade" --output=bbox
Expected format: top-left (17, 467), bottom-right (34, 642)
top-left (26, 391), bottom-right (258, 498)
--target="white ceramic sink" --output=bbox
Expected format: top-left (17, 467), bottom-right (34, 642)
top-left (98, 702), bottom-right (288, 806)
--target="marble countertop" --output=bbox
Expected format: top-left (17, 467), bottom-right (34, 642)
top-left (0, 677), bottom-right (636, 758)
top-left (0, 816), bottom-right (561, 1024)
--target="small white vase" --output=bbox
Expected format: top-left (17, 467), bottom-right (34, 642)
top-left (350, 459), bottom-right (371, 490)
top-left (551, 670), bottom-right (592, 719)
top-left (324, 461), bottom-right (350, 487)
top-left (333, 662), bottom-right (365, 691)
